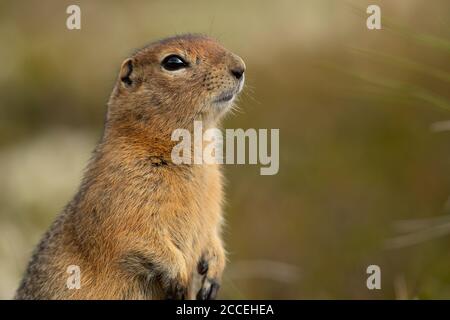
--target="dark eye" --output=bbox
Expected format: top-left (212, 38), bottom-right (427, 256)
top-left (161, 55), bottom-right (189, 71)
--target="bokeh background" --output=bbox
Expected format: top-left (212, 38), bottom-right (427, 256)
top-left (1, 0), bottom-right (450, 299)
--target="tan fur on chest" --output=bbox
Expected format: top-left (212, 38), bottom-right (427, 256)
top-left (66, 141), bottom-right (224, 297)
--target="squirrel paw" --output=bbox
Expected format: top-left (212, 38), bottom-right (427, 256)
top-left (165, 281), bottom-right (188, 300)
top-left (196, 258), bottom-right (220, 300)
top-left (196, 278), bottom-right (220, 300)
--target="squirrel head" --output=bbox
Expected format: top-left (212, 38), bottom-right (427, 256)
top-left (106, 34), bottom-right (245, 136)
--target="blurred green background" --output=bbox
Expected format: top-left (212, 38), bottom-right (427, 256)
top-left (1, 0), bottom-right (450, 299)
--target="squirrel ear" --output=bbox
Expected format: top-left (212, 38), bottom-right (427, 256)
top-left (119, 58), bottom-right (134, 87)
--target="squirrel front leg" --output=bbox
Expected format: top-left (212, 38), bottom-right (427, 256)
top-left (196, 234), bottom-right (226, 300)
top-left (123, 232), bottom-right (190, 300)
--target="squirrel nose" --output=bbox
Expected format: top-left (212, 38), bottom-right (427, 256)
top-left (229, 54), bottom-right (246, 80)
top-left (231, 67), bottom-right (245, 80)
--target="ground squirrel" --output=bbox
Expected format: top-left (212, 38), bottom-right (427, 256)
top-left (15, 34), bottom-right (245, 300)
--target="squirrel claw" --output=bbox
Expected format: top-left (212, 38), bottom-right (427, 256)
top-left (196, 278), bottom-right (220, 300)
top-left (166, 282), bottom-right (187, 300)
top-left (197, 259), bottom-right (209, 275)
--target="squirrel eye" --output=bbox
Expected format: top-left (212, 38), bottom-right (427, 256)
top-left (161, 55), bottom-right (189, 71)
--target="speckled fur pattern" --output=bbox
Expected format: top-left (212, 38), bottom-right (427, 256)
top-left (15, 34), bottom-right (245, 300)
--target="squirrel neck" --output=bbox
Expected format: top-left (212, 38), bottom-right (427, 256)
top-left (99, 111), bottom-right (221, 163)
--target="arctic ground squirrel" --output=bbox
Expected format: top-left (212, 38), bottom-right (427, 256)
top-left (15, 34), bottom-right (245, 300)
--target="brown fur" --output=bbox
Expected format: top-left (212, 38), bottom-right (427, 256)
top-left (15, 34), bottom-right (245, 300)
